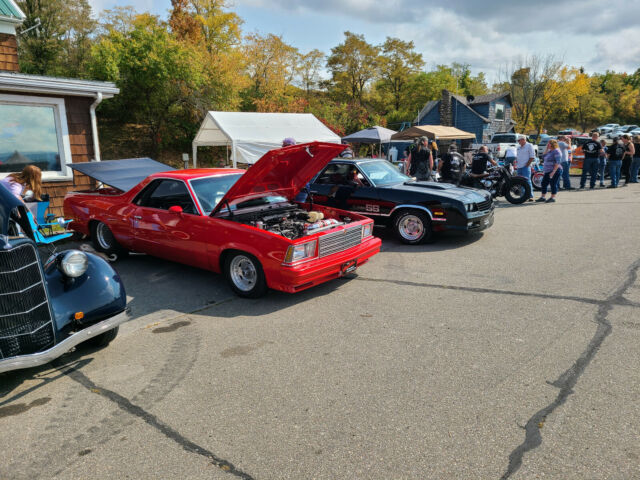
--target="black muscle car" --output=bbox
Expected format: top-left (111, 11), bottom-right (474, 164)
top-left (308, 158), bottom-right (494, 244)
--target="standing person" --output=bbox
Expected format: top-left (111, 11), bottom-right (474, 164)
top-left (0, 165), bottom-right (43, 202)
top-left (504, 144), bottom-right (517, 170)
top-left (597, 139), bottom-right (608, 187)
top-left (514, 136), bottom-right (536, 201)
top-left (580, 131), bottom-right (602, 189)
top-left (620, 134), bottom-right (635, 186)
top-left (339, 141), bottom-right (354, 158)
top-left (558, 136), bottom-right (573, 189)
top-left (607, 137), bottom-right (624, 188)
top-left (438, 144), bottom-right (466, 185)
top-left (630, 135), bottom-right (640, 183)
top-left (536, 139), bottom-right (563, 203)
top-left (409, 136), bottom-right (434, 181)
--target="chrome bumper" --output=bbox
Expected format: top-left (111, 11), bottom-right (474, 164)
top-left (0, 309), bottom-right (130, 374)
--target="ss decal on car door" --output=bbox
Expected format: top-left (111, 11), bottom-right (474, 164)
top-left (365, 204), bottom-right (380, 213)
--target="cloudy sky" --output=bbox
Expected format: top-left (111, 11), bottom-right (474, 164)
top-left (87, 0), bottom-right (640, 82)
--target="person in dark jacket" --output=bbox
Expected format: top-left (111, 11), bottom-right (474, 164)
top-left (620, 134), bottom-right (635, 186)
top-left (630, 135), bottom-right (640, 183)
top-left (580, 131), bottom-right (602, 189)
top-left (607, 137), bottom-right (624, 188)
top-left (438, 144), bottom-right (466, 185)
top-left (409, 137), bottom-right (433, 181)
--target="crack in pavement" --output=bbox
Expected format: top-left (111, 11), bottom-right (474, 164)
top-left (63, 364), bottom-right (255, 480)
top-left (357, 263), bottom-right (640, 479)
top-left (499, 258), bottom-right (640, 479)
top-left (356, 277), bottom-right (636, 307)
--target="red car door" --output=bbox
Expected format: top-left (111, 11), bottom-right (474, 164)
top-left (131, 178), bottom-right (210, 267)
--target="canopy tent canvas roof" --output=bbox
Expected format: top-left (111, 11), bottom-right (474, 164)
top-left (192, 111), bottom-right (341, 167)
top-left (390, 125), bottom-right (476, 141)
top-left (342, 126), bottom-right (397, 144)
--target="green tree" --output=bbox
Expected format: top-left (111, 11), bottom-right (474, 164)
top-left (326, 32), bottom-right (379, 104)
top-left (297, 49), bottom-right (325, 95)
top-left (17, 0), bottom-right (97, 77)
top-left (59, 0), bottom-right (96, 77)
top-left (90, 14), bottom-right (207, 154)
top-left (504, 55), bottom-right (563, 132)
top-left (242, 33), bottom-right (299, 111)
top-left (17, 0), bottom-right (65, 74)
top-left (377, 37), bottom-right (424, 111)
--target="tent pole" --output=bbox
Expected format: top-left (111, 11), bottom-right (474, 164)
top-left (192, 143), bottom-right (197, 168)
top-left (226, 143), bottom-right (229, 166)
top-left (232, 144), bottom-right (237, 169)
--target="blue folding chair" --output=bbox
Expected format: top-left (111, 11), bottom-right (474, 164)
top-left (23, 209), bottom-right (72, 245)
top-left (31, 199), bottom-right (71, 233)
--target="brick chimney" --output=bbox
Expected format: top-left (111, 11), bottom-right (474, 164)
top-left (0, 0), bottom-right (26, 72)
top-left (439, 89), bottom-right (453, 126)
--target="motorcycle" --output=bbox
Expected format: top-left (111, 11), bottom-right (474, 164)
top-left (460, 165), bottom-right (531, 204)
top-left (501, 157), bottom-right (544, 191)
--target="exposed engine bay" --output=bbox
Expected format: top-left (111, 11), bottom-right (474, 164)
top-left (232, 204), bottom-right (353, 240)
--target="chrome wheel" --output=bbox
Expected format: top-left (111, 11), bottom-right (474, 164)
top-left (229, 255), bottom-right (257, 292)
top-left (398, 215), bottom-right (424, 242)
top-left (96, 222), bottom-right (115, 250)
top-left (532, 172), bottom-right (543, 189)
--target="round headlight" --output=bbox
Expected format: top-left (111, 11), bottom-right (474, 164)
top-left (59, 250), bottom-right (89, 278)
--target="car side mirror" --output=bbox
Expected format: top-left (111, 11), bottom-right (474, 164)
top-left (168, 205), bottom-right (183, 214)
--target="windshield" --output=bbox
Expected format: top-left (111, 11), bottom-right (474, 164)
top-left (358, 160), bottom-right (410, 186)
top-left (491, 135), bottom-right (516, 143)
top-left (190, 174), bottom-right (242, 214)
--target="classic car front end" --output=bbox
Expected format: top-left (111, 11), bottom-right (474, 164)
top-left (0, 186), bottom-right (129, 374)
top-left (215, 200), bottom-right (380, 295)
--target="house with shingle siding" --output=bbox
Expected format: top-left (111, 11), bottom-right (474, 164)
top-left (0, 0), bottom-right (119, 215)
top-left (414, 90), bottom-right (516, 144)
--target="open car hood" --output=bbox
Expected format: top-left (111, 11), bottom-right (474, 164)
top-left (216, 142), bottom-right (345, 209)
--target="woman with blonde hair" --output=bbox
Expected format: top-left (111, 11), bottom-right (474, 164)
top-left (536, 139), bottom-right (562, 203)
top-left (0, 165), bottom-right (43, 201)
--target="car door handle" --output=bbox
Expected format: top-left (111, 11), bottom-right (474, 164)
top-left (133, 216), bottom-right (142, 220)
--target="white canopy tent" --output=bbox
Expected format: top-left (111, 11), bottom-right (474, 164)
top-left (192, 111), bottom-right (341, 167)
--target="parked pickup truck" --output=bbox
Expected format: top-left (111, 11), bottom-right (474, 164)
top-left (474, 133), bottom-right (538, 159)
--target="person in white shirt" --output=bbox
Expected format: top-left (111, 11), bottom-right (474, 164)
top-left (515, 136), bottom-right (535, 201)
top-left (504, 145), bottom-right (517, 169)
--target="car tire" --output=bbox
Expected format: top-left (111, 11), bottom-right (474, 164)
top-left (91, 221), bottom-right (127, 257)
top-left (393, 210), bottom-right (433, 244)
top-left (505, 177), bottom-right (531, 204)
top-left (224, 252), bottom-right (268, 298)
top-left (84, 326), bottom-right (119, 348)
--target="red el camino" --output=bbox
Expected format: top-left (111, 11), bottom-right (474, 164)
top-left (64, 142), bottom-right (381, 297)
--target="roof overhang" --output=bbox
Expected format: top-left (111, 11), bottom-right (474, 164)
top-left (0, 72), bottom-right (119, 98)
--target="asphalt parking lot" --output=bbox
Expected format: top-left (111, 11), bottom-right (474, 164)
top-left (1, 185), bottom-right (640, 479)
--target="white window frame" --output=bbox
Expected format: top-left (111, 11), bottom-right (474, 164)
top-left (494, 103), bottom-right (505, 122)
top-left (0, 93), bottom-right (73, 181)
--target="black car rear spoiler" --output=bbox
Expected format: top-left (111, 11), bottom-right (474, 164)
top-left (68, 158), bottom-right (175, 192)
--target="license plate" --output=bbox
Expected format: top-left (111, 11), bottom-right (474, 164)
top-left (340, 260), bottom-right (357, 275)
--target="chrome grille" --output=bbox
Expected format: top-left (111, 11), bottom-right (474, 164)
top-left (0, 241), bottom-right (54, 359)
top-left (318, 225), bottom-right (362, 258)
top-left (477, 198), bottom-right (492, 211)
